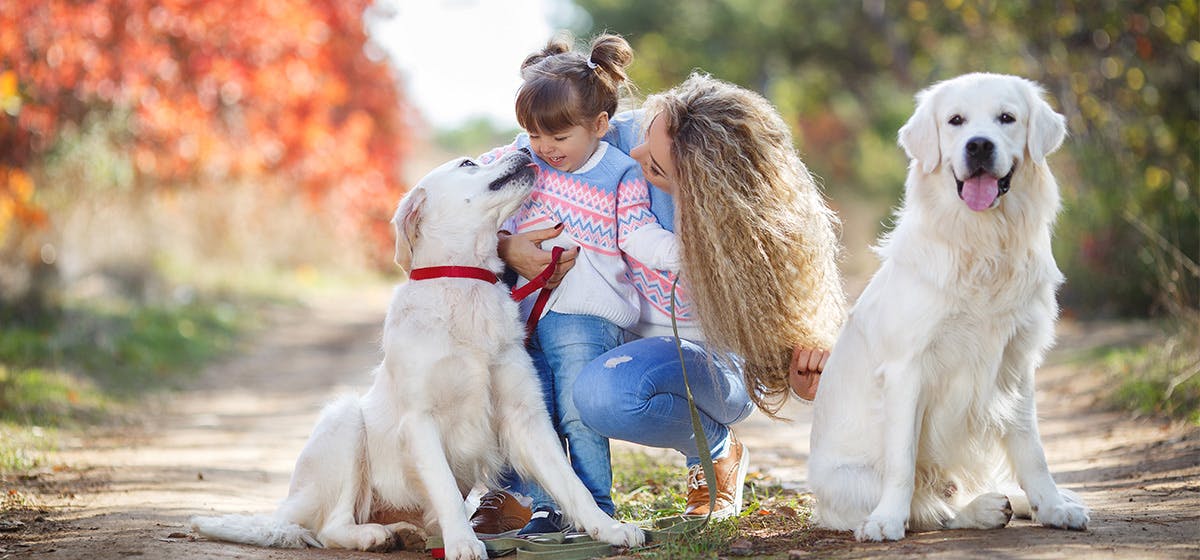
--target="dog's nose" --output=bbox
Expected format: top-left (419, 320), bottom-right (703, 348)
top-left (517, 146), bottom-right (532, 157)
top-left (965, 137), bottom-right (994, 158)
top-left (965, 136), bottom-right (994, 169)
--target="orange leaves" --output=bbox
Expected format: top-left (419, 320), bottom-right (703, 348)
top-left (0, 166), bottom-right (47, 238)
top-left (1, 0), bottom-right (411, 264)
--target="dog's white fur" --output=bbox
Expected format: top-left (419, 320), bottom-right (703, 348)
top-left (191, 152), bottom-right (643, 558)
top-left (808, 73), bottom-right (1089, 541)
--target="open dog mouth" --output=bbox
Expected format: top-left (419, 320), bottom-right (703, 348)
top-left (488, 152), bottom-right (537, 191)
top-left (955, 166), bottom-right (1014, 211)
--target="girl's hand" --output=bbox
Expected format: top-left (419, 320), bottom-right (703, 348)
top-left (497, 225), bottom-right (579, 289)
top-left (789, 346), bottom-right (829, 401)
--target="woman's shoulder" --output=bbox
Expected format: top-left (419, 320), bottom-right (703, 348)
top-left (603, 110), bottom-right (647, 155)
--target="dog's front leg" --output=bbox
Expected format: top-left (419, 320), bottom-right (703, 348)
top-left (1002, 373), bottom-right (1089, 530)
top-left (857, 359), bottom-right (922, 542)
top-left (493, 351), bottom-right (644, 548)
top-left (1000, 320), bottom-right (1088, 531)
top-left (405, 418), bottom-right (487, 560)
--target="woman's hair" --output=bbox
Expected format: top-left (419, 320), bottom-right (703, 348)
top-left (643, 73), bottom-right (847, 418)
top-left (515, 32), bottom-right (634, 133)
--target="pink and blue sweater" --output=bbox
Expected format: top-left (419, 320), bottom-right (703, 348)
top-left (481, 134), bottom-right (679, 328)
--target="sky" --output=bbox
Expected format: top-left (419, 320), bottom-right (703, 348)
top-left (367, 0), bottom-right (582, 130)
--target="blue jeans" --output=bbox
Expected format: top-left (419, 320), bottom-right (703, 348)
top-left (506, 311), bottom-right (623, 516)
top-left (574, 336), bottom-right (753, 467)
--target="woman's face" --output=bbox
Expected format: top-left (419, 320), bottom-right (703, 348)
top-left (631, 113), bottom-right (678, 194)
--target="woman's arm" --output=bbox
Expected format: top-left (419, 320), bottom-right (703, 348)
top-left (789, 346), bottom-right (830, 401)
top-left (497, 225), bottom-right (579, 289)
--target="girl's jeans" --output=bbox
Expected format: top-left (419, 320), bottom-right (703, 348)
top-left (506, 311), bottom-right (623, 516)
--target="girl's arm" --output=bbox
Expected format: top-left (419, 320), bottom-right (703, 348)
top-left (616, 168), bottom-right (680, 272)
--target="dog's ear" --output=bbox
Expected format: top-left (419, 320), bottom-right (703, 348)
top-left (392, 187), bottom-right (427, 273)
top-left (1025, 81), bottom-right (1067, 166)
top-left (898, 86), bottom-right (941, 174)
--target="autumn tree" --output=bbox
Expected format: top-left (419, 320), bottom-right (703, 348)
top-left (0, 0), bottom-right (410, 314)
top-left (573, 0), bottom-right (1199, 317)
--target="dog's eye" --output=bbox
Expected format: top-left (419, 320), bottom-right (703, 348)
top-left (458, 160), bottom-right (477, 168)
top-left (998, 113), bottom-right (1016, 124)
top-left (948, 115), bottom-right (964, 126)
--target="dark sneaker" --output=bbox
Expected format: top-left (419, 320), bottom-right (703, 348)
top-left (683, 431), bottom-right (749, 519)
top-left (518, 506), bottom-right (569, 535)
top-left (470, 490), bottom-right (531, 536)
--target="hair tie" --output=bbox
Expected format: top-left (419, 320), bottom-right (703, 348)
top-left (586, 59), bottom-right (599, 70)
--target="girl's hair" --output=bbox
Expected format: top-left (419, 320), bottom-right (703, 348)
top-left (515, 32), bottom-right (633, 133)
top-left (643, 73), bottom-right (847, 418)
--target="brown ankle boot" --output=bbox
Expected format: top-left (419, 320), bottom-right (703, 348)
top-left (469, 490), bottom-right (531, 536)
top-left (683, 432), bottom-right (749, 519)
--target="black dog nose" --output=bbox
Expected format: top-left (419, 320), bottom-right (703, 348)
top-left (517, 146), bottom-right (532, 157)
top-left (965, 137), bottom-right (994, 157)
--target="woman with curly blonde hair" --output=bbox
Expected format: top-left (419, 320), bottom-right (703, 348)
top-left (498, 72), bottom-right (844, 521)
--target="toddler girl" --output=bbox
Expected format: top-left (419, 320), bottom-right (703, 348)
top-left (478, 33), bottom-right (677, 534)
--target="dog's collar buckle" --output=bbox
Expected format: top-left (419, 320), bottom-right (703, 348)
top-left (408, 267), bottom-right (499, 284)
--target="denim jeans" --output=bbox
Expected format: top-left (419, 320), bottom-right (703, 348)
top-left (506, 311), bottom-right (623, 516)
top-left (574, 336), bottom-right (753, 467)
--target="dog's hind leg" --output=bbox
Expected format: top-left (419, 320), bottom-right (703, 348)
top-left (290, 397), bottom-right (395, 551)
top-left (943, 493), bottom-right (1013, 530)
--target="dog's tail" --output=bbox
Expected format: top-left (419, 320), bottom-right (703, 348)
top-left (190, 513), bottom-right (320, 549)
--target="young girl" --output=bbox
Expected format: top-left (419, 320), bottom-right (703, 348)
top-left (476, 33), bottom-right (678, 534)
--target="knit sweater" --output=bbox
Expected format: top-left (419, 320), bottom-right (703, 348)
top-left (603, 110), bottom-right (704, 341)
top-left (481, 134), bottom-right (679, 328)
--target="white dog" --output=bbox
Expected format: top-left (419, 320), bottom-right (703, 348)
top-left (191, 151), bottom-right (643, 558)
top-left (808, 73), bottom-right (1089, 542)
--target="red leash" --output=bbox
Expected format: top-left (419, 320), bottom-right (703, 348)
top-left (407, 245), bottom-right (564, 341)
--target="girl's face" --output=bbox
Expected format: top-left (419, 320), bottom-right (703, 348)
top-left (528, 112), bottom-right (609, 173)
top-left (630, 113), bottom-right (678, 194)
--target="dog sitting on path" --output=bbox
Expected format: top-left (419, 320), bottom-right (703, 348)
top-left (808, 73), bottom-right (1089, 541)
top-left (191, 151), bottom-right (643, 558)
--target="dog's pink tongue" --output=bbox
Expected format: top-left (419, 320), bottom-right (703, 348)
top-left (961, 175), bottom-right (999, 211)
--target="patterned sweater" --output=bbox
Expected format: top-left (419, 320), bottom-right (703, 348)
top-left (481, 134), bottom-right (679, 328)
top-left (602, 110), bottom-right (702, 341)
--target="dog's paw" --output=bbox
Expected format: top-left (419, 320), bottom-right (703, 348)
top-left (588, 521), bottom-right (644, 548)
top-left (855, 515), bottom-right (905, 542)
top-left (442, 535), bottom-right (488, 560)
top-left (947, 492), bottom-right (1013, 530)
top-left (1036, 499), bottom-right (1089, 531)
top-left (353, 523), bottom-right (397, 552)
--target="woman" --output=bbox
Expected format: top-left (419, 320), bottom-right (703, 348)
top-left (486, 73), bottom-right (844, 526)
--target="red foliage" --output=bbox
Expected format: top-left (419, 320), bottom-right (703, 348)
top-left (0, 0), bottom-right (409, 264)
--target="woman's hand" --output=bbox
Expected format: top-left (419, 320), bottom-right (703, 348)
top-left (497, 225), bottom-right (579, 289)
top-left (788, 346), bottom-right (829, 401)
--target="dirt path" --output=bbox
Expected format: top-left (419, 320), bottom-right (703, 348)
top-left (1, 287), bottom-right (1197, 559)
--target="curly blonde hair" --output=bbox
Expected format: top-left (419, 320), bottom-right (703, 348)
top-left (643, 73), bottom-right (846, 417)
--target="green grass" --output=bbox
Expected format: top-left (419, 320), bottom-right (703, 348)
top-left (1101, 326), bottom-right (1200, 425)
top-left (0, 296), bottom-right (258, 473)
top-left (610, 449), bottom-right (815, 558)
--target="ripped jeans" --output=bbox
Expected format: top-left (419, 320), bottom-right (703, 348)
top-left (573, 336), bottom-right (753, 468)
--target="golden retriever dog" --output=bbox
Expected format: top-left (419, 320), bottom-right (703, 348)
top-left (808, 73), bottom-right (1089, 541)
top-left (191, 151), bottom-right (643, 558)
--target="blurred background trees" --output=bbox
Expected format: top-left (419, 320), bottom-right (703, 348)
top-left (572, 0), bottom-right (1198, 320)
top-left (1, 0), bottom-right (410, 321)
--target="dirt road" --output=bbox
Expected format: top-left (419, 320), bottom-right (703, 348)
top-left (1, 287), bottom-right (1197, 559)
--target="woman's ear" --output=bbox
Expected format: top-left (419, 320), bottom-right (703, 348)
top-left (898, 87), bottom-right (941, 174)
top-left (392, 187), bottom-right (427, 273)
top-left (1025, 81), bottom-right (1067, 165)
